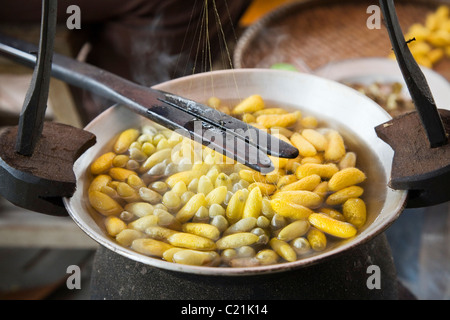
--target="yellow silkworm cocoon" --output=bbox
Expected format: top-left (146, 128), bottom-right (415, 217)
top-left (406, 24), bottom-right (430, 42)
top-left (166, 166), bottom-right (208, 188)
top-left (300, 116), bottom-right (318, 128)
top-left (141, 142), bottom-right (156, 156)
top-left (269, 238), bottom-right (297, 262)
top-left (256, 111), bottom-right (301, 128)
top-left (328, 167), bottom-right (366, 191)
top-left (171, 181), bottom-right (188, 196)
top-left (127, 174), bottom-right (146, 189)
top-left (88, 174), bottom-right (112, 193)
top-left (268, 155), bottom-right (288, 169)
top-left (320, 207), bottom-right (346, 222)
top-left (182, 222), bottom-right (221, 241)
top-left (270, 127), bottom-right (294, 139)
top-left (242, 186), bottom-right (263, 219)
top-left (116, 182), bottom-right (140, 202)
top-left (91, 152), bottom-right (115, 174)
top-left (308, 213), bottom-right (357, 239)
top-left (216, 232), bottom-right (259, 250)
top-left (339, 152), bottom-right (357, 169)
top-left (324, 130), bottom-right (346, 161)
top-left (290, 132), bottom-right (317, 157)
top-left (112, 154), bottom-right (129, 168)
top-left (435, 5), bottom-right (449, 19)
top-left (139, 187), bottom-right (162, 204)
top-left (280, 174), bottom-right (321, 192)
top-left (167, 232), bottom-right (216, 251)
top-left (342, 198), bottom-right (367, 228)
top-left (242, 113), bottom-right (256, 123)
top-left (313, 181), bottom-right (329, 199)
top-left (140, 148), bottom-right (172, 173)
top-left (88, 190), bottom-right (123, 216)
top-left (255, 249), bottom-right (279, 265)
top-left (115, 229), bottom-right (144, 247)
top-left (277, 220), bottom-right (310, 242)
top-left (131, 238), bottom-right (173, 258)
top-left (270, 199), bottom-right (314, 220)
top-left (427, 30), bottom-right (450, 47)
top-left (124, 202), bottom-right (154, 217)
top-left (153, 208), bottom-right (182, 230)
top-left (128, 215), bottom-right (159, 232)
top-left (205, 186), bottom-right (228, 206)
top-left (253, 108), bottom-right (288, 117)
top-left (271, 190), bottom-right (322, 208)
top-left (307, 228), bottom-right (327, 251)
top-left (104, 216), bottom-right (127, 237)
top-left (248, 182), bottom-right (277, 196)
top-left (301, 155), bottom-right (323, 165)
top-left (226, 189), bottom-right (248, 223)
top-left (114, 128), bottom-right (140, 154)
top-left (301, 129), bottom-right (327, 151)
top-left (276, 174), bottom-right (297, 189)
top-left (232, 94), bottom-right (265, 115)
top-left (264, 167), bottom-right (285, 184)
top-left (172, 249), bottom-right (219, 266)
top-left (414, 55), bottom-right (433, 69)
top-left (176, 193), bottom-right (207, 223)
top-left (109, 167), bottom-right (137, 182)
top-left (290, 237), bottom-right (311, 255)
top-left (215, 172), bottom-right (232, 190)
top-left (223, 217), bottom-right (257, 236)
top-left (144, 225), bottom-right (178, 241)
top-left (428, 48), bottom-right (444, 64)
top-left (207, 96), bottom-right (221, 108)
top-left (167, 132), bottom-right (183, 147)
top-left (271, 132), bottom-right (293, 145)
top-left (239, 169), bottom-right (266, 183)
top-left (326, 185), bottom-right (364, 206)
top-left (409, 41), bottom-right (432, 56)
top-left (162, 247), bottom-right (185, 262)
top-left (285, 156), bottom-right (301, 173)
top-left (197, 175), bottom-right (214, 196)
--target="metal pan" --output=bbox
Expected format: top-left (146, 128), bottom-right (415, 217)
top-left (63, 68), bottom-right (407, 276)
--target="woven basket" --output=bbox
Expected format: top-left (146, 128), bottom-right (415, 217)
top-left (234, 0), bottom-right (450, 80)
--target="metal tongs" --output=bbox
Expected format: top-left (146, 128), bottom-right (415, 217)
top-left (0, 1), bottom-right (298, 175)
top-left (376, 0), bottom-right (450, 207)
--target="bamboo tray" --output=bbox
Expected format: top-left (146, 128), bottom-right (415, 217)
top-left (234, 0), bottom-right (450, 80)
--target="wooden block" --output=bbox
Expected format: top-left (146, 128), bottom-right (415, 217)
top-left (375, 109), bottom-right (450, 207)
top-left (0, 121), bottom-right (95, 215)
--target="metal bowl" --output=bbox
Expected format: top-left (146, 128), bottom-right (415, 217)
top-left (63, 68), bottom-right (407, 276)
top-left (314, 57), bottom-right (450, 108)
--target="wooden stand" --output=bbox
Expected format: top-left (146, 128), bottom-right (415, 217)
top-left (0, 121), bottom-right (95, 215)
top-left (376, 109), bottom-right (450, 208)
